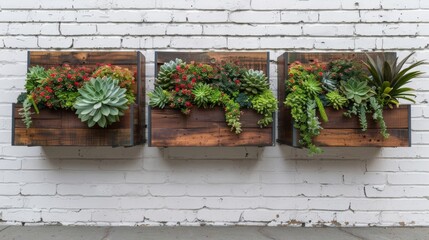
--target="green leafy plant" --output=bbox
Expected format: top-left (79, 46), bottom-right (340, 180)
top-left (285, 85), bottom-right (323, 154)
top-left (18, 97), bottom-right (35, 128)
top-left (341, 78), bottom-right (374, 104)
top-left (241, 69), bottom-right (269, 95)
top-left (251, 89), bottom-right (278, 127)
top-left (18, 66), bottom-right (47, 128)
top-left (149, 59), bottom-right (276, 135)
top-left (235, 92), bottom-right (252, 108)
top-left (155, 58), bottom-right (183, 90)
top-left (284, 54), bottom-right (425, 155)
top-left (326, 90), bottom-right (347, 110)
top-left (74, 77), bottom-right (128, 128)
top-left (148, 86), bottom-right (170, 109)
top-left (31, 65), bottom-right (92, 109)
top-left (18, 63), bottom-right (137, 130)
top-left (222, 94), bottom-right (242, 134)
top-left (92, 64), bottom-right (136, 104)
top-left (364, 52), bottom-right (426, 108)
top-left (192, 82), bottom-right (213, 108)
top-left (25, 66), bottom-right (49, 93)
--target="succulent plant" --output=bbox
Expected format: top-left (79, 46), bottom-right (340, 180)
top-left (235, 92), bottom-right (252, 108)
top-left (364, 52), bottom-right (426, 108)
top-left (301, 75), bottom-right (322, 96)
top-left (240, 69), bottom-right (269, 95)
top-left (321, 74), bottom-right (338, 92)
top-left (155, 58), bottom-right (183, 90)
top-left (192, 82), bottom-right (213, 108)
top-left (341, 79), bottom-right (374, 104)
top-left (74, 77), bottom-right (129, 128)
top-left (25, 66), bottom-right (49, 93)
top-left (326, 90), bottom-right (348, 110)
top-left (250, 89), bottom-right (278, 127)
top-left (148, 86), bottom-right (170, 109)
top-left (19, 97), bottom-right (33, 129)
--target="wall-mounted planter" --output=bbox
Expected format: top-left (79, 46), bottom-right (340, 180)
top-left (149, 52), bottom-right (274, 147)
top-left (12, 51), bottom-right (145, 147)
top-left (277, 52), bottom-right (411, 147)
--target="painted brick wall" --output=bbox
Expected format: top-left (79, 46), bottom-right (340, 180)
top-left (0, 0), bottom-right (429, 227)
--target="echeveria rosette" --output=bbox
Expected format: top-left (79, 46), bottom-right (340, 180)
top-left (74, 77), bottom-right (129, 128)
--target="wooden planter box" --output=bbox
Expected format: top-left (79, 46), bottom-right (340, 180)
top-left (12, 51), bottom-right (146, 147)
top-left (149, 52), bottom-right (274, 147)
top-left (277, 52), bottom-right (411, 147)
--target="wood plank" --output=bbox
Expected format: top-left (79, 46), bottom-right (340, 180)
top-left (29, 51), bottom-right (138, 66)
top-left (218, 127), bottom-right (273, 146)
top-left (151, 108), bottom-right (270, 129)
top-left (150, 108), bottom-right (274, 146)
top-left (320, 106), bottom-right (409, 129)
top-left (156, 52), bottom-right (269, 75)
top-left (14, 105), bottom-right (136, 129)
top-left (14, 128), bottom-right (133, 146)
top-left (313, 129), bottom-right (410, 147)
top-left (137, 52), bottom-right (146, 143)
top-left (151, 128), bottom-right (221, 147)
top-left (287, 52), bottom-right (397, 65)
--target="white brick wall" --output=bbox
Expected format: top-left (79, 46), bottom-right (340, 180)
top-left (0, 0), bottom-right (429, 227)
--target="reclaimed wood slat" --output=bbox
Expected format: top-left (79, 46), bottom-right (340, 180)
top-left (156, 52), bottom-right (269, 74)
top-left (14, 128), bottom-right (135, 146)
top-left (150, 108), bottom-right (272, 147)
top-left (277, 52), bottom-right (411, 147)
top-left (149, 51), bottom-right (273, 147)
top-left (313, 129), bottom-right (410, 147)
top-left (12, 51), bottom-right (145, 147)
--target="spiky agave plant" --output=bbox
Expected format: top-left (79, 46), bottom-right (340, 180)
top-left (364, 52), bottom-right (426, 108)
top-left (74, 77), bottom-right (129, 128)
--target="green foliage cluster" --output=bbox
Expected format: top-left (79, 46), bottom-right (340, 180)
top-left (149, 59), bottom-right (277, 135)
top-left (18, 64), bottom-right (136, 128)
top-left (74, 77), bottom-right (128, 128)
top-left (285, 53), bottom-right (424, 155)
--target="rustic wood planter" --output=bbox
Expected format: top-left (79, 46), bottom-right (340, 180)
top-left (149, 51), bottom-right (274, 147)
top-left (277, 52), bottom-right (411, 147)
top-left (12, 51), bottom-right (146, 147)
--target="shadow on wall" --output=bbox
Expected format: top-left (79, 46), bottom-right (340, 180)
top-left (41, 146), bottom-right (147, 171)
top-left (290, 147), bottom-right (382, 160)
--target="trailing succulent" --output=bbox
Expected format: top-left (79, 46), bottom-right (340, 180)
top-left (74, 77), bottom-right (129, 128)
top-left (18, 64), bottom-right (137, 129)
top-left (284, 54), bottom-right (423, 155)
top-left (17, 66), bottom-right (48, 128)
top-left (149, 59), bottom-right (277, 134)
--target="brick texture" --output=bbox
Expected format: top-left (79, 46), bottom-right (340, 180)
top-left (0, 0), bottom-right (429, 227)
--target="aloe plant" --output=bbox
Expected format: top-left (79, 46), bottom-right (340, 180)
top-left (364, 52), bottom-right (426, 108)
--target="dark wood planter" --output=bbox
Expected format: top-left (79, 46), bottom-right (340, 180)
top-left (277, 52), bottom-right (411, 147)
top-left (151, 108), bottom-right (273, 147)
top-left (12, 51), bottom-right (146, 147)
top-left (149, 51), bottom-right (274, 147)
